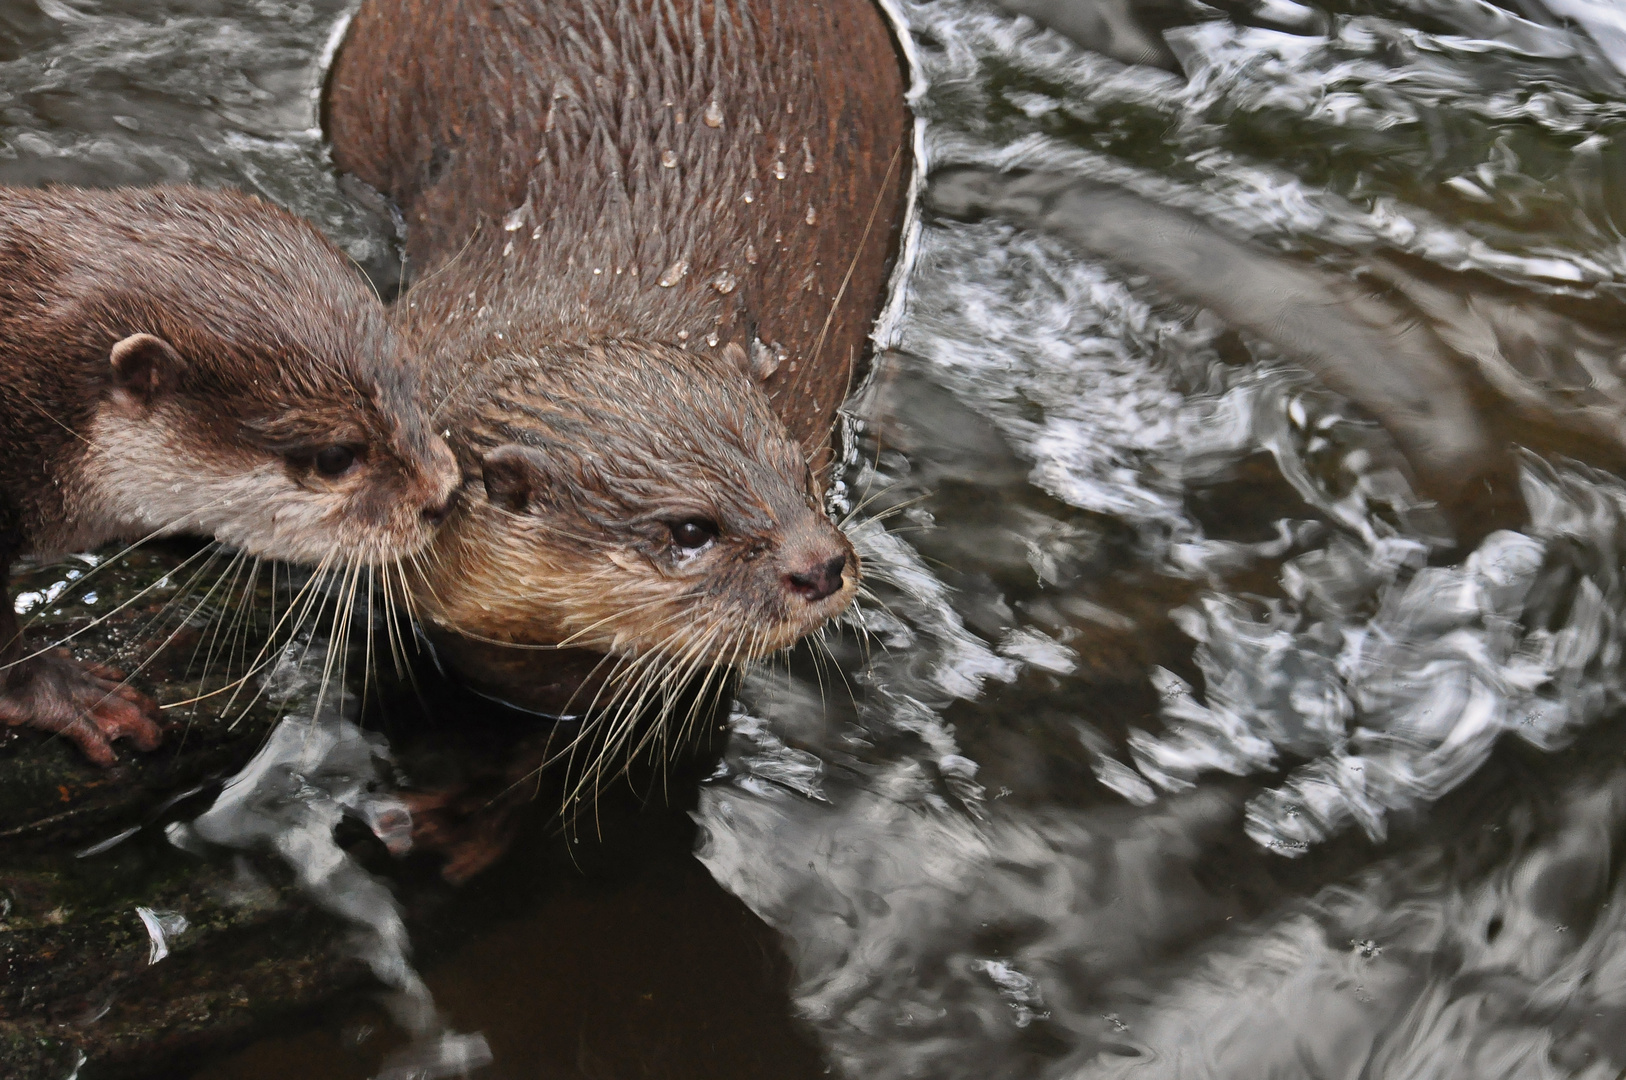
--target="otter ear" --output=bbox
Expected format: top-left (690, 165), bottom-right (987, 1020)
top-left (481, 444), bottom-right (552, 514)
top-left (108, 333), bottom-right (181, 409)
top-left (749, 338), bottom-right (782, 383)
top-left (722, 338), bottom-right (782, 385)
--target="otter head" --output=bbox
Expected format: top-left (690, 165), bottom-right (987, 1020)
top-left (421, 341), bottom-right (857, 663)
top-left (76, 194), bottom-right (460, 567)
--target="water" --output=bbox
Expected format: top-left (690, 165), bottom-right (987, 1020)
top-left (6, 0), bottom-right (1626, 1077)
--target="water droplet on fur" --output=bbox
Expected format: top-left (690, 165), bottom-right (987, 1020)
top-left (502, 241), bottom-right (514, 257)
top-left (706, 332), bottom-right (720, 347)
top-left (703, 101), bottom-right (723, 127)
top-left (661, 149), bottom-right (678, 169)
top-left (593, 267), bottom-right (603, 275)
top-left (657, 259), bottom-right (689, 287)
top-left (802, 138), bottom-right (815, 173)
top-left (742, 190), bottom-right (754, 204)
top-left (712, 270), bottom-right (738, 294)
top-left (745, 243), bottom-right (758, 265)
top-left (805, 205), bottom-right (818, 225)
top-left (774, 159), bottom-right (787, 180)
top-left (677, 330), bottom-right (690, 341)
top-left (503, 208), bottom-right (525, 232)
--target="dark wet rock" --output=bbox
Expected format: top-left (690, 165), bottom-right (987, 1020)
top-left (0, 544), bottom-right (364, 1078)
top-left (0, 853), bottom-right (359, 1080)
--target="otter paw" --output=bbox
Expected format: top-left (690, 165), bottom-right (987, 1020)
top-left (0, 649), bottom-right (164, 766)
top-left (400, 789), bottom-right (522, 884)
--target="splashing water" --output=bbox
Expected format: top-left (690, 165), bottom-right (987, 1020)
top-left (168, 642), bottom-right (491, 1080)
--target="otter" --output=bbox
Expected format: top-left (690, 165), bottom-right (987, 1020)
top-left (327, 0), bottom-right (910, 706)
top-left (0, 185), bottom-right (461, 765)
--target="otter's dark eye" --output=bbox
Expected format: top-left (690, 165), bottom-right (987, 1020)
top-left (313, 445), bottom-right (358, 477)
top-left (670, 518), bottom-right (719, 550)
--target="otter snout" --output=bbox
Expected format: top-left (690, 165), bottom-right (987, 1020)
top-left (785, 553), bottom-right (848, 602)
top-left (414, 438), bottom-right (462, 527)
top-left (421, 497), bottom-right (453, 526)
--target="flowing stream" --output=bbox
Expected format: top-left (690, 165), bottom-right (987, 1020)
top-left (7, 0), bottom-right (1626, 1077)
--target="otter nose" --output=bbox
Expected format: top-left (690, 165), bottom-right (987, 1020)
top-left (421, 491), bottom-right (456, 527)
top-left (786, 554), bottom-right (847, 602)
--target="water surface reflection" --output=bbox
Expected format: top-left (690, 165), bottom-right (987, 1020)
top-left (698, 1), bottom-right (1626, 1076)
top-left (7, 0), bottom-right (1626, 1077)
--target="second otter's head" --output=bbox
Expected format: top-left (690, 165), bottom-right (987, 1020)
top-left (66, 187), bottom-right (460, 567)
top-left (421, 342), bottom-right (857, 663)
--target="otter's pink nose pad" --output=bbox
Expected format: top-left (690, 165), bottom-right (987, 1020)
top-left (786, 554), bottom-right (847, 602)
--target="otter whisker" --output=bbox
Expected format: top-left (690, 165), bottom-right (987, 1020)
top-left (14, 517), bottom-right (212, 637)
top-left (90, 544), bottom-right (245, 726)
top-left (842, 599), bottom-right (884, 667)
top-left (311, 555), bottom-right (365, 728)
top-left (835, 478), bottom-right (919, 530)
top-left (813, 627), bottom-right (860, 711)
top-left (177, 548), bottom-right (256, 699)
top-left (122, 542), bottom-right (233, 649)
top-left (491, 644), bottom-right (639, 818)
top-left (224, 556), bottom-right (268, 711)
top-left (552, 647), bottom-right (653, 772)
top-left (3, 538), bottom-right (225, 674)
top-left (801, 623), bottom-right (833, 716)
top-left (571, 623), bottom-right (724, 818)
top-left (26, 538), bottom-right (231, 721)
top-left (552, 590), bottom-right (710, 650)
top-left (376, 558), bottom-right (406, 680)
top-left (639, 627), bottom-right (720, 759)
top-left (598, 625), bottom-right (722, 817)
top-left (838, 489), bottom-right (930, 532)
top-left (664, 622), bottom-right (749, 789)
top-left (174, 552), bottom-right (261, 752)
top-left (304, 556), bottom-right (356, 734)
top-left (557, 648), bottom-right (669, 826)
top-left (852, 583), bottom-right (908, 636)
top-left (402, 547), bottom-right (452, 613)
top-left (363, 563), bottom-right (377, 717)
top-left (807, 140), bottom-right (905, 427)
top-left (176, 550), bottom-right (338, 716)
top-left (653, 621), bottom-right (733, 754)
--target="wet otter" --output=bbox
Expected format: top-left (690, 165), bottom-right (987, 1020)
top-left (0, 185), bottom-right (461, 765)
top-left (327, 0), bottom-right (911, 705)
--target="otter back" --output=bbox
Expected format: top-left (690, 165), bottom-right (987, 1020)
top-left (327, 0), bottom-right (911, 447)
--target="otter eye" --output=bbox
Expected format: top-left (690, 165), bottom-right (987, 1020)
top-left (670, 518), bottom-right (719, 550)
top-left (313, 445), bottom-right (358, 477)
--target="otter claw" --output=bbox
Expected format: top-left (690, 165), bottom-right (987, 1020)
top-left (0, 649), bottom-right (164, 766)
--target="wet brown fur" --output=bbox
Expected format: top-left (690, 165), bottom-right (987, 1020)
top-left (0, 185), bottom-right (459, 763)
top-left (328, 0), bottom-right (910, 666)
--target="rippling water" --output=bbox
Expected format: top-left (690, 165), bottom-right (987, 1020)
top-left (703, 1), bottom-right (1626, 1076)
top-left (8, 0), bottom-right (1626, 1077)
